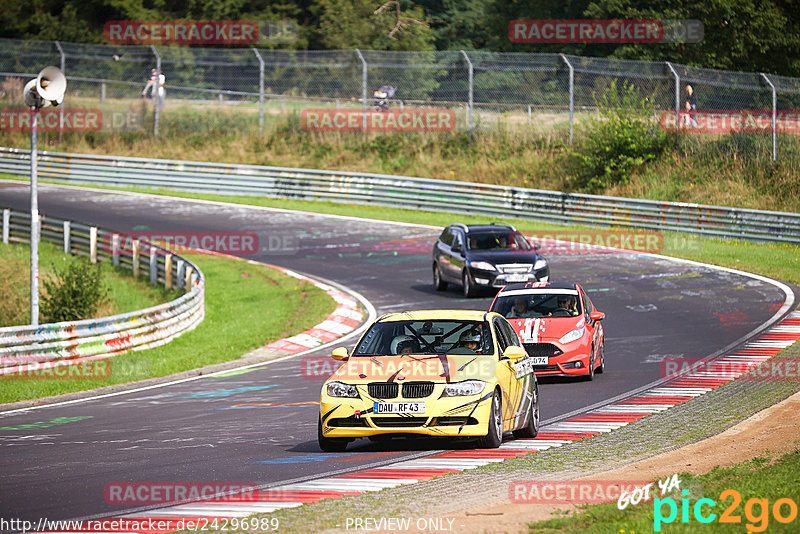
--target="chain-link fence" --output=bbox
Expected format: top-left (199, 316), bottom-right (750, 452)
top-left (1, 37), bottom-right (798, 162)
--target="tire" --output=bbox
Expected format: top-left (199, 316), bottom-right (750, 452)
top-left (596, 343), bottom-right (605, 374)
top-left (318, 417), bottom-right (349, 452)
top-left (462, 270), bottom-right (477, 299)
top-left (512, 383), bottom-right (539, 439)
top-left (477, 390), bottom-right (503, 448)
top-left (433, 264), bottom-right (448, 291)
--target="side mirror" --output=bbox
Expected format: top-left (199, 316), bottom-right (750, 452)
top-left (503, 345), bottom-right (527, 361)
top-left (451, 243), bottom-right (462, 253)
top-left (331, 347), bottom-right (349, 361)
top-left (589, 311), bottom-right (605, 321)
top-left (533, 242), bottom-right (541, 251)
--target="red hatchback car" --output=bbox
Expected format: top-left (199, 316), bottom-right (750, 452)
top-left (489, 282), bottom-right (606, 380)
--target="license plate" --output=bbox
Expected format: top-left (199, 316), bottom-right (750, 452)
top-left (505, 274), bottom-right (528, 282)
top-left (373, 402), bottom-right (425, 414)
top-left (530, 357), bottom-right (548, 365)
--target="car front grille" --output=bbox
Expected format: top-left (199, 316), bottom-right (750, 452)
top-left (496, 264), bottom-right (533, 274)
top-left (368, 382), bottom-right (399, 399)
top-left (402, 381), bottom-right (434, 398)
top-left (524, 343), bottom-right (563, 358)
top-left (370, 417), bottom-right (428, 428)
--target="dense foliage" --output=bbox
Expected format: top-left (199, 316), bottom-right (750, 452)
top-left (1, 0), bottom-right (798, 76)
top-left (42, 256), bottom-right (109, 322)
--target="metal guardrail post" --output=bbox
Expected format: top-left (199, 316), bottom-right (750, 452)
top-left (665, 62), bottom-right (680, 147)
top-left (63, 221), bottom-right (70, 253)
top-left (560, 54), bottom-right (574, 145)
top-left (90, 226), bottom-right (98, 263)
top-left (460, 51), bottom-right (473, 133)
top-left (149, 246), bottom-right (157, 285)
top-left (112, 233), bottom-right (120, 266)
top-left (252, 48), bottom-right (265, 132)
top-left (760, 73), bottom-right (777, 162)
top-left (54, 41), bottom-right (66, 137)
top-left (132, 239), bottom-right (140, 278)
top-left (355, 49), bottom-right (367, 132)
top-left (176, 258), bottom-right (185, 289)
top-left (151, 45), bottom-right (161, 137)
top-left (2, 209), bottom-right (8, 244)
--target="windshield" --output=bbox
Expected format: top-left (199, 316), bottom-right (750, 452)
top-left (353, 320), bottom-right (492, 356)
top-left (493, 291), bottom-right (581, 318)
top-left (466, 231), bottom-right (531, 251)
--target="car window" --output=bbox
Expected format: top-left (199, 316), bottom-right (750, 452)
top-left (493, 319), bottom-right (509, 353)
top-left (467, 231), bottom-right (531, 251)
top-left (492, 291), bottom-right (580, 318)
top-left (499, 318), bottom-right (521, 347)
top-left (452, 233), bottom-right (464, 250)
top-left (582, 291), bottom-right (593, 316)
top-left (353, 320), bottom-right (491, 356)
top-left (439, 228), bottom-right (453, 246)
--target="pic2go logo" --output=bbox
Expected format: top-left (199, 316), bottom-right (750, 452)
top-left (654, 489), bottom-right (799, 532)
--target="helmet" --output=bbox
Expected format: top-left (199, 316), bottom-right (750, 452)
top-left (391, 335), bottom-right (419, 355)
top-left (459, 330), bottom-right (481, 346)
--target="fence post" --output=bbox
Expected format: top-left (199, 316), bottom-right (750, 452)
top-left (665, 62), bottom-right (680, 147)
top-left (252, 48), bottom-right (265, 132)
top-left (176, 258), bottom-right (185, 288)
top-left (184, 265), bottom-right (194, 291)
top-left (560, 54), bottom-right (574, 145)
top-left (149, 246), bottom-right (157, 285)
top-left (63, 221), bottom-right (70, 253)
top-left (355, 49), bottom-right (367, 132)
top-left (2, 209), bottom-right (9, 244)
top-left (760, 73), bottom-right (777, 162)
top-left (164, 254), bottom-right (173, 288)
top-left (460, 50), bottom-right (473, 133)
top-left (90, 226), bottom-right (98, 263)
top-left (151, 45), bottom-right (161, 137)
top-left (101, 83), bottom-right (106, 104)
top-left (54, 41), bottom-right (65, 137)
top-left (112, 233), bottom-right (120, 266)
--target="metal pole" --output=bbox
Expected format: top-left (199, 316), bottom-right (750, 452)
top-left (560, 54), bottom-right (574, 145)
top-left (355, 49), bottom-right (367, 132)
top-left (55, 41), bottom-right (65, 138)
top-left (30, 108), bottom-right (39, 327)
top-left (252, 48), bottom-right (265, 132)
top-left (666, 62), bottom-right (680, 147)
top-left (760, 73), bottom-right (777, 162)
top-left (151, 45), bottom-right (161, 137)
top-left (460, 50), bottom-right (473, 133)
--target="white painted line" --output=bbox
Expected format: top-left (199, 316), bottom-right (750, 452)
top-left (744, 340), bottom-right (797, 348)
top-left (646, 387), bottom-right (711, 396)
top-left (769, 326), bottom-right (800, 333)
top-left (375, 459), bottom-right (502, 470)
top-left (274, 479), bottom-right (416, 492)
top-left (545, 421), bottom-right (630, 432)
top-left (122, 502), bottom-right (302, 518)
top-left (592, 405), bottom-right (665, 413)
top-left (500, 440), bottom-right (571, 450)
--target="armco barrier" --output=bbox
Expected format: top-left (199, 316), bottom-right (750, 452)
top-left (0, 207), bottom-right (204, 374)
top-left (0, 147), bottom-right (799, 244)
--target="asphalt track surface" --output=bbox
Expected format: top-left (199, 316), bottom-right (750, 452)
top-left (0, 181), bottom-right (794, 524)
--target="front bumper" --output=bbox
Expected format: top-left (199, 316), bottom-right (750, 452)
top-left (468, 267), bottom-right (550, 288)
top-left (320, 386), bottom-right (494, 439)
top-left (526, 338), bottom-right (592, 377)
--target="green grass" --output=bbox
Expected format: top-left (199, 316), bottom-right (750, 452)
top-left (0, 240), bottom-right (177, 326)
top-left (527, 450), bottom-right (800, 533)
top-left (0, 250), bottom-right (336, 403)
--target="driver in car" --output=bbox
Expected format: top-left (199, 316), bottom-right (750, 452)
top-left (391, 335), bottom-right (420, 355)
top-left (458, 330), bottom-right (482, 352)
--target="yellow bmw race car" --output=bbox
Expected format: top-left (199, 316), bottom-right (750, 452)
top-left (318, 310), bottom-right (540, 451)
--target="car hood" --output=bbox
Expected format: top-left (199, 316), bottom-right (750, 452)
top-left (331, 354), bottom-right (499, 384)
top-left (507, 316), bottom-right (585, 343)
top-left (467, 251), bottom-right (542, 265)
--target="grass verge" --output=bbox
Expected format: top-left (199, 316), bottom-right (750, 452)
top-left (0, 239), bottom-right (178, 326)
top-left (527, 450), bottom-right (800, 533)
top-left (0, 250), bottom-right (336, 403)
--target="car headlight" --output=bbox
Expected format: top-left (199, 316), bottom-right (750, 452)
top-left (469, 261), bottom-right (496, 271)
top-left (533, 259), bottom-right (548, 271)
top-left (441, 380), bottom-right (486, 397)
top-left (326, 381), bottom-right (359, 398)
top-left (559, 327), bottom-right (585, 344)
